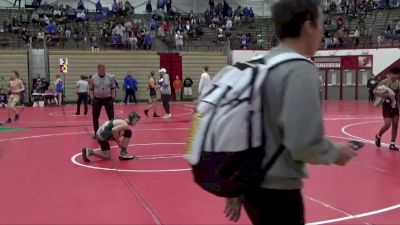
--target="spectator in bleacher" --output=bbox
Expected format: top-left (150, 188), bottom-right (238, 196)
top-left (41, 15), bottom-right (49, 27)
top-left (349, 27), bottom-right (360, 46)
top-left (395, 21), bottom-right (400, 35)
top-left (37, 6), bottom-right (45, 17)
top-left (37, 30), bottom-right (45, 41)
top-left (76, 10), bottom-right (86, 22)
top-left (46, 22), bottom-right (57, 34)
top-left (222, 0), bottom-right (229, 17)
top-left (158, 25), bottom-right (165, 39)
top-left (330, 1), bottom-right (338, 13)
top-left (157, 0), bottom-right (165, 11)
top-left (183, 21), bottom-right (192, 34)
top-left (161, 21), bottom-right (169, 33)
top-left (166, 0), bottom-right (172, 12)
top-left (65, 25), bottom-right (71, 38)
top-left (386, 20), bottom-right (393, 34)
top-left (143, 32), bottom-right (153, 50)
top-left (175, 31), bottom-right (183, 51)
top-left (67, 6), bottom-right (76, 20)
top-left (96, 0), bottom-right (102, 13)
top-left (234, 7), bottom-right (242, 25)
top-left (20, 10), bottom-right (29, 25)
top-left (112, 0), bottom-right (119, 17)
top-left (21, 27), bottom-right (31, 46)
top-left (118, 1), bottom-right (124, 16)
top-left (150, 18), bottom-right (157, 34)
top-left (11, 15), bottom-right (20, 34)
top-left (129, 33), bottom-right (138, 50)
top-left (125, 1), bottom-right (134, 15)
top-left (14, 0), bottom-right (21, 9)
top-left (204, 9), bottom-right (211, 25)
top-left (323, 31), bottom-right (331, 49)
top-left (209, 0), bottom-right (215, 12)
top-left (31, 10), bottom-right (39, 24)
top-left (226, 17), bottom-right (232, 30)
top-left (124, 21), bottom-right (132, 31)
top-left (113, 24), bottom-right (125, 36)
top-left (377, 33), bottom-right (384, 47)
top-left (77, 0), bottom-right (85, 11)
top-left (217, 28), bottom-right (225, 43)
top-left (53, 8), bottom-right (62, 18)
top-left (146, 0), bottom-right (153, 15)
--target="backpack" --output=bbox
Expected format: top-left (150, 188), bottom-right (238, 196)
top-left (184, 52), bottom-right (311, 198)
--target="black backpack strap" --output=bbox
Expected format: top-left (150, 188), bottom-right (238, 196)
top-left (261, 145), bottom-right (285, 174)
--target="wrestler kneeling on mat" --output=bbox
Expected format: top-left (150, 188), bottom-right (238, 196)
top-left (82, 112), bottom-right (140, 162)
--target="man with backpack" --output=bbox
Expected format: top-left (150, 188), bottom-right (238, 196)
top-left (185, 0), bottom-right (358, 224)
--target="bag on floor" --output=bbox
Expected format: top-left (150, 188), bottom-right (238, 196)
top-left (184, 52), bottom-right (311, 198)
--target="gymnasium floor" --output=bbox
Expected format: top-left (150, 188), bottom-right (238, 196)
top-left (0, 101), bottom-right (399, 225)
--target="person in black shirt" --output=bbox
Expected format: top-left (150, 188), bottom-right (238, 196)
top-left (183, 76), bottom-right (193, 100)
top-left (367, 74), bottom-right (378, 103)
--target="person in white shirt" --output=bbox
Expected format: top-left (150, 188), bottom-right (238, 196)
top-left (198, 66), bottom-right (211, 96)
top-left (76, 75), bottom-right (89, 115)
top-left (175, 31), bottom-right (184, 51)
top-left (226, 17), bottom-right (233, 30)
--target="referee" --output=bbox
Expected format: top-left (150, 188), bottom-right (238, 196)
top-left (90, 64), bottom-right (116, 137)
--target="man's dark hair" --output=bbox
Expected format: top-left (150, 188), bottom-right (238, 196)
top-left (203, 66), bottom-right (209, 72)
top-left (272, 0), bottom-right (321, 40)
top-left (389, 66), bottom-right (400, 75)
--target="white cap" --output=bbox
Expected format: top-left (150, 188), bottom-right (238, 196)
top-left (159, 68), bottom-right (167, 73)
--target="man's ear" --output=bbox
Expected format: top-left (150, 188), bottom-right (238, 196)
top-left (302, 20), bottom-right (315, 37)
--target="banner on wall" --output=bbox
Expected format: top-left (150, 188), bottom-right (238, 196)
top-left (358, 56), bottom-right (372, 68)
top-left (314, 62), bottom-right (341, 68)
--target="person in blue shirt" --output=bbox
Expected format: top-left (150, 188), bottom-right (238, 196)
top-left (124, 72), bottom-right (138, 104)
top-left (96, 0), bottom-right (102, 13)
top-left (54, 74), bottom-right (63, 106)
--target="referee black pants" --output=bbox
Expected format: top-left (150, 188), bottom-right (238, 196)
top-left (243, 188), bottom-right (304, 225)
top-left (92, 97), bottom-right (114, 133)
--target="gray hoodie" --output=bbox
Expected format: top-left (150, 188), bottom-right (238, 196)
top-left (261, 45), bottom-right (339, 190)
top-left (160, 73), bottom-right (171, 95)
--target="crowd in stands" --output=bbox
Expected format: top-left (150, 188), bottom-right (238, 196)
top-left (0, 0), bottom-right (93, 47)
top-left (3, 0), bottom-right (400, 51)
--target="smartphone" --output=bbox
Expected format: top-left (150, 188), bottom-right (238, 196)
top-left (348, 140), bottom-right (364, 150)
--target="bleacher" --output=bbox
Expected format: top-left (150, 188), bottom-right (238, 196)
top-left (48, 51), bottom-right (160, 102)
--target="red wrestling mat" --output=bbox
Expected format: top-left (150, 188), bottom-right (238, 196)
top-left (0, 101), bottom-right (399, 224)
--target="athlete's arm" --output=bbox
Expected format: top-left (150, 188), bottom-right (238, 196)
top-left (89, 78), bottom-right (94, 99)
top-left (19, 80), bottom-right (25, 93)
top-left (149, 78), bottom-right (156, 89)
top-left (373, 80), bottom-right (388, 97)
top-left (112, 123), bottom-right (129, 146)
